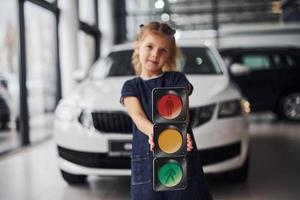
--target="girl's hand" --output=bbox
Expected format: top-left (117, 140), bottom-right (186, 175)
top-left (148, 133), bottom-right (155, 151)
top-left (187, 133), bottom-right (193, 151)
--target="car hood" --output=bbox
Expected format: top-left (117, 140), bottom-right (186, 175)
top-left (187, 75), bottom-right (241, 106)
top-left (68, 75), bottom-right (241, 111)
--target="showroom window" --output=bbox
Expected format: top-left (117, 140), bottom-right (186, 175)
top-left (24, 1), bottom-right (57, 142)
top-left (0, 0), bottom-right (20, 154)
top-left (78, 31), bottom-right (96, 74)
top-left (78, 0), bottom-right (96, 26)
top-left (77, 0), bottom-right (100, 74)
top-left (125, 0), bottom-right (284, 41)
top-left (0, 0), bottom-right (61, 153)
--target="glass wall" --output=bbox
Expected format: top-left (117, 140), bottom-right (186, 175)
top-left (77, 0), bottom-right (99, 75)
top-left (79, 0), bottom-right (96, 26)
top-left (24, 2), bottom-right (57, 143)
top-left (0, 0), bottom-right (20, 154)
top-left (78, 31), bottom-right (95, 73)
top-left (126, 0), bottom-right (155, 41)
top-left (125, 0), bottom-right (289, 41)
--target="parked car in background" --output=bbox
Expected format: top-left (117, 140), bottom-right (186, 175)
top-left (220, 47), bottom-right (300, 121)
top-left (215, 22), bottom-right (300, 122)
top-left (54, 41), bottom-right (250, 185)
top-left (0, 74), bottom-right (11, 129)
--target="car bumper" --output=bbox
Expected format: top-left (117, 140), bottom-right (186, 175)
top-left (54, 114), bottom-right (249, 175)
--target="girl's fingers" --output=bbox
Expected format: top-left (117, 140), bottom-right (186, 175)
top-left (148, 134), bottom-right (155, 151)
top-left (187, 133), bottom-right (193, 151)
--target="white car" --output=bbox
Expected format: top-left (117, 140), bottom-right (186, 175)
top-left (54, 41), bottom-right (250, 184)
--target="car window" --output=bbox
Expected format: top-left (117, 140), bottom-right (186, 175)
top-left (179, 47), bottom-right (222, 75)
top-left (103, 47), bottom-right (222, 77)
top-left (107, 50), bottom-right (135, 76)
top-left (286, 55), bottom-right (295, 67)
top-left (272, 53), bottom-right (295, 68)
top-left (289, 49), bottom-right (300, 67)
top-left (241, 54), bottom-right (271, 70)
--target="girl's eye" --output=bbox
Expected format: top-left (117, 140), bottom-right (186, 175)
top-left (146, 45), bottom-right (152, 49)
top-left (159, 48), bottom-right (168, 53)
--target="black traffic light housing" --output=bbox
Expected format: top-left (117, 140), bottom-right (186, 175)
top-left (152, 87), bottom-right (188, 191)
top-left (152, 87), bottom-right (187, 123)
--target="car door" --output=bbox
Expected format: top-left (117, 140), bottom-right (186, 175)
top-left (271, 49), bottom-right (300, 95)
top-left (226, 50), bottom-right (278, 112)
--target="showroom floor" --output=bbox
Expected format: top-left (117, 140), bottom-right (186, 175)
top-left (0, 115), bottom-right (300, 200)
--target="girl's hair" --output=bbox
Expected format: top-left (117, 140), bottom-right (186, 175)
top-left (132, 21), bottom-right (181, 75)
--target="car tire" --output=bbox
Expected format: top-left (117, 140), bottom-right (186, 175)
top-left (60, 170), bottom-right (87, 185)
top-left (279, 92), bottom-right (300, 121)
top-left (226, 154), bottom-right (249, 182)
top-left (0, 121), bottom-right (9, 130)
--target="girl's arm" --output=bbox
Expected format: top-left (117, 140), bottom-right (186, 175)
top-left (123, 96), bottom-right (155, 149)
top-left (123, 96), bottom-right (152, 136)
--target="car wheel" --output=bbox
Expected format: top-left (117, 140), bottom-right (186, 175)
top-left (279, 92), bottom-right (300, 121)
top-left (60, 170), bottom-right (87, 185)
top-left (226, 154), bottom-right (249, 182)
top-left (0, 121), bottom-right (9, 130)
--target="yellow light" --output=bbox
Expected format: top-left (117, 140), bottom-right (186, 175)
top-left (158, 128), bottom-right (182, 154)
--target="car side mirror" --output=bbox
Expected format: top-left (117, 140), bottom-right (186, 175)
top-left (73, 69), bottom-right (87, 82)
top-left (229, 63), bottom-right (250, 76)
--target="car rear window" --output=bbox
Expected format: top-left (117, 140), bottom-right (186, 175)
top-left (104, 47), bottom-right (222, 77)
top-left (221, 48), bottom-right (300, 70)
top-left (289, 49), bottom-right (300, 67)
top-left (241, 54), bottom-right (271, 70)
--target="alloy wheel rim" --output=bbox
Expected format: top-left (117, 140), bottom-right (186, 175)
top-left (283, 93), bottom-right (300, 120)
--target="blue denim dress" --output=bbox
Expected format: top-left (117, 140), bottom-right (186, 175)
top-left (121, 72), bottom-right (213, 200)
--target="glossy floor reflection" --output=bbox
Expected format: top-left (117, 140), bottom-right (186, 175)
top-left (0, 113), bottom-right (53, 154)
top-left (0, 116), bottom-right (300, 200)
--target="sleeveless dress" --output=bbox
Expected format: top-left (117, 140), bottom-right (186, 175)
top-left (121, 71), bottom-right (213, 200)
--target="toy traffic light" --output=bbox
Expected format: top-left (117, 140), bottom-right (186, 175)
top-left (152, 87), bottom-right (188, 191)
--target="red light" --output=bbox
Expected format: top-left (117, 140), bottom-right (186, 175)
top-left (157, 94), bottom-right (182, 119)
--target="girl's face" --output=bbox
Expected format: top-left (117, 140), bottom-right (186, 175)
top-left (137, 32), bottom-right (171, 77)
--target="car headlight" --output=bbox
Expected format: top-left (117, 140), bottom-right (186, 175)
top-left (55, 104), bottom-right (81, 121)
top-left (190, 104), bottom-right (215, 127)
top-left (78, 110), bottom-right (94, 129)
top-left (218, 99), bottom-right (242, 118)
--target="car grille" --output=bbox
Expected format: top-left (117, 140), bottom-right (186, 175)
top-left (92, 111), bottom-right (132, 133)
top-left (90, 105), bottom-right (215, 134)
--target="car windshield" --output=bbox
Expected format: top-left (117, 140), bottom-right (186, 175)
top-left (90, 47), bottom-right (222, 78)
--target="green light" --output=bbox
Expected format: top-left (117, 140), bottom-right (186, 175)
top-left (158, 162), bottom-right (183, 187)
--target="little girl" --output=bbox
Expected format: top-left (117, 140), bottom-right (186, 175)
top-left (120, 21), bottom-right (213, 200)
